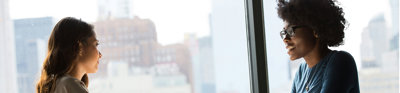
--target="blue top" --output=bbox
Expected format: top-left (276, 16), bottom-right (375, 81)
top-left (291, 50), bottom-right (360, 93)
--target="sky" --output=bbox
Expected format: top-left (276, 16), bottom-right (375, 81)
top-left (9, 0), bottom-right (211, 45)
top-left (9, 0), bottom-right (397, 66)
top-left (10, 0), bottom-right (98, 22)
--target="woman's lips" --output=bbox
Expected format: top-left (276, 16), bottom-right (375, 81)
top-left (286, 46), bottom-right (295, 55)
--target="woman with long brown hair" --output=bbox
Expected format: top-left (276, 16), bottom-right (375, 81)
top-left (36, 17), bottom-right (102, 93)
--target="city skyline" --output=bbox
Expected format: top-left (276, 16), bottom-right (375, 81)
top-left (359, 15), bottom-right (399, 93)
top-left (9, 0), bottom-right (211, 46)
top-left (13, 17), bottom-right (55, 93)
top-left (1, 0), bottom-right (399, 93)
top-left (8, 0), bottom-right (396, 63)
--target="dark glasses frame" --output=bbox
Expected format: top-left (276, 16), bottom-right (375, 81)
top-left (280, 25), bottom-right (308, 39)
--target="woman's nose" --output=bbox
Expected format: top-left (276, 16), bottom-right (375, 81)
top-left (283, 36), bottom-right (290, 43)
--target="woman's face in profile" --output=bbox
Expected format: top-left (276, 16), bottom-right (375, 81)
top-left (79, 35), bottom-right (102, 73)
top-left (283, 23), bottom-right (317, 60)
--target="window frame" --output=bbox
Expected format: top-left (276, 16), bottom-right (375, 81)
top-left (245, 0), bottom-right (269, 93)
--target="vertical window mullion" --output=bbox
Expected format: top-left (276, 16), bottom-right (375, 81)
top-left (245, 0), bottom-right (269, 93)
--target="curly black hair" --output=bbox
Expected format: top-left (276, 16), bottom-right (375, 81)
top-left (277, 0), bottom-right (347, 47)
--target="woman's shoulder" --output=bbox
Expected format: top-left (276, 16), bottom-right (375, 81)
top-left (54, 74), bottom-right (88, 93)
top-left (325, 50), bottom-right (357, 70)
top-left (330, 50), bottom-right (355, 62)
top-left (57, 75), bottom-right (85, 87)
top-left (333, 50), bottom-right (353, 57)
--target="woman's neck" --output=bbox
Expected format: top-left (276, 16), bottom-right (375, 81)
top-left (303, 44), bottom-right (331, 68)
top-left (67, 64), bottom-right (86, 80)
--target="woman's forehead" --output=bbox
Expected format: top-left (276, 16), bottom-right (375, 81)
top-left (283, 23), bottom-right (290, 29)
top-left (88, 35), bottom-right (98, 42)
top-left (283, 22), bottom-right (296, 28)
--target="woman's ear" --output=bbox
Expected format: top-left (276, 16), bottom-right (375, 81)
top-left (78, 41), bottom-right (84, 57)
top-left (313, 31), bottom-right (319, 39)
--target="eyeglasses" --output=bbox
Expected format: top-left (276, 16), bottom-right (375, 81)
top-left (280, 25), bottom-right (308, 39)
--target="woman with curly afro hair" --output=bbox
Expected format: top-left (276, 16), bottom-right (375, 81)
top-left (277, 0), bottom-right (360, 92)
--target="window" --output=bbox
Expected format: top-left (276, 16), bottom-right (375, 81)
top-left (1, 0), bottom-right (255, 93)
top-left (264, 0), bottom-right (399, 93)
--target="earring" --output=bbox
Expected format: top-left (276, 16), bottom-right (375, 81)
top-left (313, 31), bottom-right (319, 38)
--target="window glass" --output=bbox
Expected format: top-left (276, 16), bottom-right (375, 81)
top-left (264, 0), bottom-right (399, 92)
top-left (0, 0), bottom-right (252, 93)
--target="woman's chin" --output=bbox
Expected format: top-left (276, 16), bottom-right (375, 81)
top-left (289, 55), bottom-right (301, 61)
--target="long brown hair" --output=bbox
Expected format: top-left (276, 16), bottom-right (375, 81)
top-left (36, 17), bottom-right (94, 93)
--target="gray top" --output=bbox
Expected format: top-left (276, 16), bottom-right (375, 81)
top-left (53, 74), bottom-right (88, 93)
